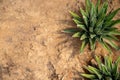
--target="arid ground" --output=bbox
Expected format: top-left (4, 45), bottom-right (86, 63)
top-left (0, 0), bottom-right (120, 80)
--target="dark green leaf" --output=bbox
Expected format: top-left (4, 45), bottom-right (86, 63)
top-left (102, 35), bottom-right (119, 41)
top-left (85, 0), bottom-right (91, 16)
top-left (89, 38), bottom-right (96, 51)
top-left (99, 39), bottom-right (112, 53)
top-left (80, 8), bottom-right (88, 26)
top-left (96, 0), bottom-right (100, 14)
top-left (105, 8), bottom-right (120, 21)
top-left (63, 29), bottom-right (80, 33)
top-left (90, 3), bottom-right (96, 31)
top-left (103, 19), bottom-right (120, 28)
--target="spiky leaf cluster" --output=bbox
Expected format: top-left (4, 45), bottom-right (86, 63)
top-left (81, 56), bottom-right (120, 80)
top-left (63, 0), bottom-right (120, 53)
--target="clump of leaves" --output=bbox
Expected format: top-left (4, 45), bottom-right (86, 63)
top-left (81, 56), bottom-right (120, 80)
top-left (63, 0), bottom-right (120, 53)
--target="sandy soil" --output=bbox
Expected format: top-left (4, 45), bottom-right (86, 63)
top-left (0, 0), bottom-right (120, 80)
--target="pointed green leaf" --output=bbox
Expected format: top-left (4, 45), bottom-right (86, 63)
top-left (87, 66), bottom-right (102, 79)
top-left (90, 33), bottom-right (96, 39)
top-left (112, 63), bottom-right (117, 73)
top-left (105, 40), bottom-right (120, 50)
top-left (110, 19), bottom-right (120, 27)
top-left (81, 74), bottom-right (96, 79)
top-left (104, 56), bottom-right (112, 71)
top-left (73, 18), bottom-right (82, 24)
top-left (95, 56), bottom-right (102, 70)
top-left (103, 2), bottom-right (108, 14)
top-left (90, 3), bottom-right (95, 17)
top-left (73, 19), bottom-right (87, 31)
top-left (90, 3), bottom-right (96, 31)
top-left (85, 0), bottom-right (92, 16)
top-left (72, 32), bottom-right (81, 37)
top-left (69, 11), bottom-right (82, 21)
top-left (80, 32), bottom-right (87, 40)
top-left (89, 38), bottom-right (96, 51)
top-left (80, 39), bottom-right (88, 53)
top-left (99, 39), bottom-right (112, 53)
top-left (96, 0), bottom-right (100, 14)
top-left (95, 13), bottom-right (106, 33)
top-left (103, 19), bottom-right (120, 28)
top-left (105, 8), bottom-right (120, 21)
top-left (77, 24), bottom-right (87, 31)
top-left (80, 8), bottom-right (88, 26)
top-left (116, 57), bottom-right (120, 65)
top-left (98, 4), bottom-right (105, 19)
top-left (109, 30), bottom-right (120, 35)
top-left (101, 64), bottom-right (110, 75)
top-left (103, 28), bottom-right (118, 33)
top-left (63, 29), bottom-right (80, 33)
top-left (102, 35), bottom-right (119, 41)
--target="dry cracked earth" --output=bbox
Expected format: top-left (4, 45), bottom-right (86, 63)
top-left (0, 0), bottom-right (120, 80)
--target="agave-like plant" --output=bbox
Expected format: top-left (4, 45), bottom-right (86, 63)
top-left (81, 56), bottom-right (120, 80)
top-left (63, 0), bottom-right (120, 53)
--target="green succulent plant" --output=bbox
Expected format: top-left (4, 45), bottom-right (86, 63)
top-left (63, 0), bottom-right (120, 53)
top-left (81, 56), bottom-right (120, 80)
